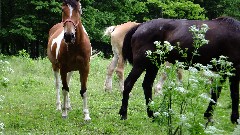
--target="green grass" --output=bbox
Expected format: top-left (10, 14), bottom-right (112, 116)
top-left (0, 54), bottom-right (238, 134)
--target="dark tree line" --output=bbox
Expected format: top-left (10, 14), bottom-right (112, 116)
top-left (0, 0), bottom-right (239, 58)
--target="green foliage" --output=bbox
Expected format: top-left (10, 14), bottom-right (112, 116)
top-left (147, 0), bottom-right (206, 20)
top-left (0, 0), bottom-right (239, 57)
top-left (221, 0), bottom-right (240, 20)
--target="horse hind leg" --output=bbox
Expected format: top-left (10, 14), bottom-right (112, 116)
top-left (154, 62), bottom-right (183, 96)
top-left (115, 53), bottom-right (124, 93)
top-left (104, 50), bottom-right (118, 92)
top-left (154, 72), bottom-right (167, 96)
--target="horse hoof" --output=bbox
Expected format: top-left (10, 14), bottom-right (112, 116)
top-left (84, 117), bottom-right (91, 121)
top-left (204, 117), bottom-right (214, 129)
top-left (231, 113), bottom-right (239, 124)
top-left (56, 108), bottom-right (62, 111)
top-left (62, 115), bottom-right (68, 119)
top-left (67, 107), bottom-right (72, 110)
top-left (120, 116), bottom-right (127, 120)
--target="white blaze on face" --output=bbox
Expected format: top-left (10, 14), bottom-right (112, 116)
top-left (68, 4), bottom-right (73, 18)
top-left (51, 30), bottom-right (64, 59)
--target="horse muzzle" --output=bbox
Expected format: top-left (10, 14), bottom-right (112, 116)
top-left (64, 32), bottom-right (76, 44)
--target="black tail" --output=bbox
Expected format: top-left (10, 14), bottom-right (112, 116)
top-left (122, 24), bottom-right (140, 65)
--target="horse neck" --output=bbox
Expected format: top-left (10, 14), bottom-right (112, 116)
top-left (75, 21), bottom-right (85, 44)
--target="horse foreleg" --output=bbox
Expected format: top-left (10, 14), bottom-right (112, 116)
top-left (79, 66), bottom-right (91, 121)
top-left (53, 70), bottom-right (61, 111)
top-left (104, 50), bottom-right (118, 92)
top-left (229, 75), bottom-right (240, 123)
top-left (115, 53), bottom-right (124, 93)
top-left (119, 66), bottom-right (144, 120)
top-left (60, 69), bottom-right (69, 118)
top-left (66, 71), bottom-right (74, 110)
top-left (143, 66), bottom-right (158, 117)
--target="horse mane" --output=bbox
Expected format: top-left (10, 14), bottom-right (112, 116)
top-left (63, 0), bottom-right (78, 9)
top-left (215, 16), bottom-right (240, 31)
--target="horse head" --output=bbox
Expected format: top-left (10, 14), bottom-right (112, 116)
top-left (62, 0), bottom-right (82, 44)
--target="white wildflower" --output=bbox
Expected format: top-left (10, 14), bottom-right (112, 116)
top-left (180, 114), bottom-right (187, 123)
top-left (200, 93), bottom-right (216, 103)
top-left (149, 100), bottom-right (155, 106)
top-left (154, 112), bottom-right (160, 117)
top-left (205, 126), bottom-right (224, 134)
top-left (156, 50), bottom-right (164, 55)
top-left (0, 123), bottom-right (4, 130)
top-left (176, 61), bottom-right (185, 69)
top-left (175, 87), bottom-right (187, 93)
top-left (203, 70), bottom-right (219, 78)
top-left (201, 39), bottom-right (209, 44)
top-left (189, 78), bottom-right (198, 83)
top-left (189, 25), bottom-right (199, 32)
top-left (146, 50), bottom-right (152, 56)
top-left (4, 61), bottom-right (10, 65)
top-left (163, 112), bottom-right (169, 117)
top-left (154, 41), bottom-right (160, 45)
top-left (3, 77), bottom-right (9, 83)
top-left (197, 34), bottom-right (205, 39)
top-left (0, 95), bottom-right (5, 102)
top-left (188, 66), bottom-right (198, 73)
top-left (165, 43), bottom-right (174, 51)
top-left (6, 67), bottom-right (14, 73)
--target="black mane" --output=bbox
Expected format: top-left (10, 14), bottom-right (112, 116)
top-left (215, 16), bottom-right (240, 31)
top-left (63, 0), bottom-right (78, 9)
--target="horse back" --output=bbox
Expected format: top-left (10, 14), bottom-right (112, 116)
top-left (111, 22), bottom-right (140, 53)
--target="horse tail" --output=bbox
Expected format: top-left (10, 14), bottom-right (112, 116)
top-left (104, 26), bottom-right (116, 37)
top-left (122, 24), bottom-right (140, 65)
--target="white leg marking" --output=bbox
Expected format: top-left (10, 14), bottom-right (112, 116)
top-left (62, 89), bottom-right (68, 118)
top-left (51, 30), bottom-right (64, 59)
top-left (83, 92), bottom-right (91, 121)
top-left (54, 71), bottom-right (61, 111)
top-left (66, 72), bottom-right (73, 110)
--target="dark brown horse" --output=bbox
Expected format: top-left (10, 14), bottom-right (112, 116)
top-left (120, 17), bottom-right (240, 123)
top-left (47, 0), bottom-right (91, 120)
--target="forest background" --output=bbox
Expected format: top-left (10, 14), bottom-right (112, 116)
top-left (0, 0), bottom-right (239, 58)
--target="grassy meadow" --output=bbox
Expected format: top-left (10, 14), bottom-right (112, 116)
top-left (0, 53), bottom-right (238, 134)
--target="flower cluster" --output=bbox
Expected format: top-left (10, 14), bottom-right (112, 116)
top-left (189, 24), bottom-right (209, 48)
top-left (146, 41), bottom-right (174, 69)
top-left (0, 60), bottom-right (14, 87)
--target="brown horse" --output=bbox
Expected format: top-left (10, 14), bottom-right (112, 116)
top-left (120, 17), bottom-right (240, 124)
top-left (103, 22), bottom-right (139, 93)
top-left (47, 0), bottom-right (91, 120)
